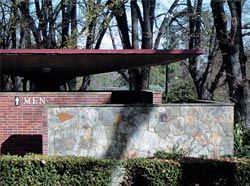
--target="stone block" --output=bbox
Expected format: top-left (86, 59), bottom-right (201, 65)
top-left (194, 132), bottom-right (208, 146)
top-left (209, 133), bottom-right (221, 146)
top-left (185, 115), bottom-right (194, 124)
top-left (57, 112), bottom-right (73, 123)
top-left (114, 113), bottom-right (124, 124)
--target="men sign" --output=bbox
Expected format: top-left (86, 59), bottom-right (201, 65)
top-left (14, 96), bottom-right (46, 106)
top-left (14, 96), bottom-right (20, 106)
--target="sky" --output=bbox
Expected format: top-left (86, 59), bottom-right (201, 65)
top-left (101, 0), bottom-right (212, 49)
top-left (161, 0), bottom-right (211, 7)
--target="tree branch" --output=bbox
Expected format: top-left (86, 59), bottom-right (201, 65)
top-left (95, 12), bottom-right (114, 49)
top-left (18, 1), bottom-right (42, 47)
top-left (153, 0), bottom-right (180, 49)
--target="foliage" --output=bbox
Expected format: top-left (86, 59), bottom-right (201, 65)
top-left (0, 155), bottom-right (116, 186)
top-left (166, 80), bottom-right (197, 103)
top-left (149, 63), bottom-right (188, 92)
top-left (234, 123), bottom-right (244, 155)
top-left (154, 145), bottom-right (190, 160)
top-left (88, 72), bottom-right (127, 90)
top-left (243, 129), bottom-right (250, 147)
top-left (234, 158), bottom-right (250, 185)
top-left (123, 158), bottom-right (181, 186)
top-left (180, 157), bottom-right (250, 186)
top-left (149, 65), bottom-right (166, 90)
top-left (234, 123), bottom-right (250, 158)
top-left (0, 155), bottom-right (250, 185)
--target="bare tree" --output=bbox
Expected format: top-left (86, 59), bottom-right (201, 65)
top-left (185, 0), bottom-right (225, 100)
top-left (108, 0), bottom-right (157, 90)
top-left (211, 0), bottom-right (247, 126)
top-left (79, 0), bottom-right (114, 91)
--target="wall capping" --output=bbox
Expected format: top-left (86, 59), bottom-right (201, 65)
top-left (45, 103), bottom-right (235, 108)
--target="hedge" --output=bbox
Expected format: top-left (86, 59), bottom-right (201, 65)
top-left (0, 155), bottom-right (249, 186)
top-left (179, 157), bottom-right (250, 186)
top-left (0, 155), bottom-right (116, 186)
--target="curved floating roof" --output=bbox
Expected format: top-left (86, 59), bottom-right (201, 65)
top-left (0, 49), bottom-right (204, 91)
top-left (0, 49), bottom-right (203, 78)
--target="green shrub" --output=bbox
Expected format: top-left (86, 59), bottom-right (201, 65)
top-left (234, 123), bottom-right (250, 158)
top-left (0, 155), bottom-right (250, 185)
top-left (243, 128), bottom-right (250, 146)
top-left (0, 155), bottom-right (116, 186)
top-left (180, 157), bottom-right (250, 186)
top-left (154, 145), bottom-right (190, 160)
top-left (234, 158), bottom-right (250, 185)
top-left (123, 158), bottom-right (181, 186)
top-left (166, 80), bottom-right (196, 103)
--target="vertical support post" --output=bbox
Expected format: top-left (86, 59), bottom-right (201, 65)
top-left (22, 79), bottom-right (27, 91)
top-left (165, 64), bottom-right (169, 101)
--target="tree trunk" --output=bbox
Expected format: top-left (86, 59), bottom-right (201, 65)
top-left (211, 0), bottom-right (247, 125)
top-left (18, 0), bottom-right (42, 47)
top-left (95, 12), bottom-right (114, 49)
top-left (154, 0), bottom-right (180, 49)
top-left (48, 0), bottom-right (57, 48)
top-left (79, 76), bottom-right (91, 91)
top-left (80, 0), bottom-right (98, 91)
top-left (131, 0), bottom-right (139, 49)
top-left (129, 0), bottom-right (140, 90)
top-left (127, 1), bottom-right (156, 90)
top-left (139, 1), bottom-right (156, 90)
top-left (67, 0), bottom-right (77, 91)
top-left (186, 0), bottom-right (203, 99)
top-left (200, 26), bottom-right (225, 100)
top-left (10, 1), bottom-right (17, 49)
top-left (61, 0), bottom-right (70, 48)
top-left (10, 0), bottom-right (22, 91)
top-left (109, 0), bottom-right (131, 49)
top-left (246, 80), bottom-right (250, 128)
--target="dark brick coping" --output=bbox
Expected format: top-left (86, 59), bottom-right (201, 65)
top-left (45, 103), bottom-right (234, 108)
top-left (0, 91), bottom-right (162, 95)
top-left (0, 92), bottom-right (113, 95)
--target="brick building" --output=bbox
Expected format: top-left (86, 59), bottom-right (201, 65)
top-left (0, 49), bottom-right (234, 158)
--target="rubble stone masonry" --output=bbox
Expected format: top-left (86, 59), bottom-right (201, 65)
top-left (0, 92), bottom-right (234, 158)
top-left (48, 104), bottom-right (234, 158)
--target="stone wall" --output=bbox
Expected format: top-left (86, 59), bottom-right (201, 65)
top-left (0, 92), bottom-right (161, 155)
top-left (48, 104), bottom-right (234, 158)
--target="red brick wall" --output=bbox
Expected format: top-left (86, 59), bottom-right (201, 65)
top-left (153, 92), bottom-right (163, 104)
top-left (0, 92), bottom-right (112, 155)
top-left (0, 92), bottom-right (162, 155)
